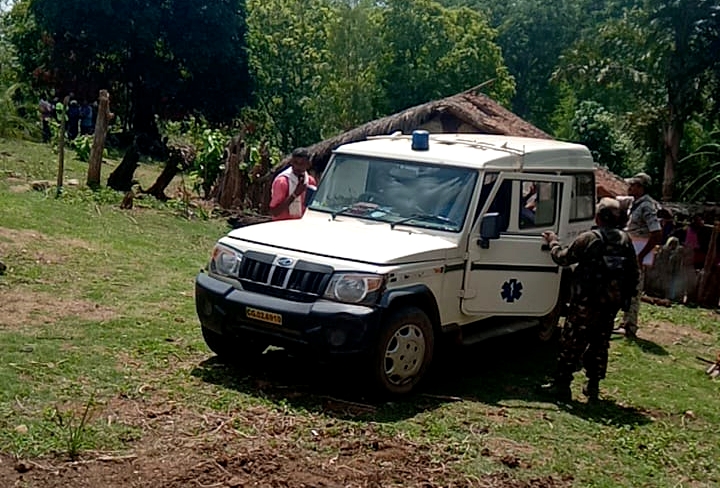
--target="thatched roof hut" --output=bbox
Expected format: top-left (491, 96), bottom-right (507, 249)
top-left (305, 89), bottom-right (628, 197)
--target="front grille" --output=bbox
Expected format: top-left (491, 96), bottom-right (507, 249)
top-left (238, 250), bottom-right (333, 300)
top-left (239, 258), bottom-right (272, 283)
top-left (287, 269), bottom-right (328, 295)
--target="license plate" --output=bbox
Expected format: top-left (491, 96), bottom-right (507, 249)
top-left (246, 307), bottom-right (282, 326)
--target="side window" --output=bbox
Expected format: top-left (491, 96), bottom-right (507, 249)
top-left (570, 173), bottom-right (595, 221)
top-left (476, 173), bottom-right (511, 232)
top-left (518, 180), bottom-right (558, 230)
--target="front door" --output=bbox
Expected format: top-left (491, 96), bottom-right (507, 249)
top-left (462, 172), bottom-right (573, 316)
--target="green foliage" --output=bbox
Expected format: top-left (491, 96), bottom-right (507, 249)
top-left (378, 0), bottom-right (514, 114)
top-left (555, 0), bottom-right (720, 199)
top-left (69, 134), bottom-right (93, 162)
top-left (570, 101), bottom-right (630, 176)
top-left (0, 82), bottom-right (37, 139)
top-left (50, 393), bottom-right (95, 461)
top-left (58, 186), bottom-right (124, 206)
top-left (246, 0), bottom-right (337, 149)
top-left (246, 0), bottom-right (515, 150)
top-left (12, 0), bottom-right (250, 133)
top-left (313, 0), bottom-right (385, 135)
top-left (678, 128), bottom-right (720, 202)
top-left (159, 116), bottom-right (232, 197)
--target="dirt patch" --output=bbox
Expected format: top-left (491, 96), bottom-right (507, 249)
top-left (1, 395), bottom-right (572, 488)
top-left (8, 184), bottom-right (30, 193)
top-left (0, 227), bottom-right (96, 265)
top-left (0, 289), bottom-right (116, 329)
top-left (642, 320), bottom-right (715, 347)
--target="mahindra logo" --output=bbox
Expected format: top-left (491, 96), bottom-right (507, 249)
top-left (277, 257), bottom-right (294, 267)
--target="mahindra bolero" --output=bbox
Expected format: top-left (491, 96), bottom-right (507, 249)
top-left (195, 132), bottom-right (597, 395)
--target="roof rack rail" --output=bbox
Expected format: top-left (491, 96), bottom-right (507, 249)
top-left (439, 137), bottom-right (526, 156)
top-left (367, 133), bottom-right (526, 157)
top-left (367, 131), bottom-right (407, 140)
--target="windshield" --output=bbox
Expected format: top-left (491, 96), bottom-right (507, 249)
top-left (309, 154), bottom-right (478, 232)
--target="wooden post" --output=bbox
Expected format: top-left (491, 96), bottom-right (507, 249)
top-left (86, 90), bottom-right (112, 189)
top-left (55, 95), bottom-right (69, 197)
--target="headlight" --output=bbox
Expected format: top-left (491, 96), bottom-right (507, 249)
top-left (209, 244), bottom-right (243, 277)
top-left (324, 273), bottom-right (385, 304)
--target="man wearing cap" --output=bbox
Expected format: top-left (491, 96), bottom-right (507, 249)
top-left (619, 172), bottom-right (662, 338)
top-left (540, 198), bottom-right (639, 402)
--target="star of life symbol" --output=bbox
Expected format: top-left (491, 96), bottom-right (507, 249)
top-left (501, 279), bottom-right (523, 303)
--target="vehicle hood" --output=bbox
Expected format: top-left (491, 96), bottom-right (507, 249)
top-left (226, 213), bottom-right (458, 265)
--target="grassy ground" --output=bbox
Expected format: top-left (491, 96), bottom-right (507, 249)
top-left (1, 137), bottom-right (719, 487)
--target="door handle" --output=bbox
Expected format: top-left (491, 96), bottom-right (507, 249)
top-left (541, 243), bottom-right (550, 251)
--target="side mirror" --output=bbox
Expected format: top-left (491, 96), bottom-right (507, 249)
top-left (478, 212), bottom-right (501, 249)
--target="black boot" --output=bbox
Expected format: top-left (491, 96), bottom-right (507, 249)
top-left (582, 379), bottom-right (600, 402)
top-left (540, 380), bottom-right (572, 403)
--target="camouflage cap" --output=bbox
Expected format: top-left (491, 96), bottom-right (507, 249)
top-left (626, 172), bottom-right (652, 188)
top-left (596, 197), bottom-right (622, 221)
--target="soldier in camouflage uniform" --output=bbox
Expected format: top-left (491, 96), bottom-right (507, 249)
top-left (541, 198), bottom-right (640, 402)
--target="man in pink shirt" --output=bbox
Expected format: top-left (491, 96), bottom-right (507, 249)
top-left (269, 148), bottom-right (317, 221)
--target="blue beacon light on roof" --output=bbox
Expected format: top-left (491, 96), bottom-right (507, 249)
top-left (411, 130), bottom-right (430, 151)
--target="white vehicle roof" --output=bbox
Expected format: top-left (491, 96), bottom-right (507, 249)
top-left (333, 133), bottom-right (595, 172)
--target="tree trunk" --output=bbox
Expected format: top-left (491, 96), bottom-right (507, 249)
top-left (131, 82), bottom-right (162, 157)
top-left (213, 136), bottom-right (246, 209)
top-left (143, 144), bottom-right (195, 201)
top-left (107, 143), bottom-right (140, 191)
top-left (245, 141), bottom-right (274, 214)
top-left (661, 107), bottom-right (683, 202)
top-left (86, 90), bottom-right (112, 190)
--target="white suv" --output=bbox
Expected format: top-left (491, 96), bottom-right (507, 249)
top-left (195, 132), bottom-right (596, 395)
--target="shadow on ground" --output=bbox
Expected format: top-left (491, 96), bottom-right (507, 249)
top-left (191, 329), bottom-right (652, 427)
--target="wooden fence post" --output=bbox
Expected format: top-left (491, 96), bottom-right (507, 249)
top-left (86, 90), bottom-right (112, 190)
top-left (55, 95), bottom-right (69, 197)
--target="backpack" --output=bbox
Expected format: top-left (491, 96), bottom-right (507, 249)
top-left (576, 229), bottom-right (637, 309)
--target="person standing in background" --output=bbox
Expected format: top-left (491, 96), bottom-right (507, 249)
top-left (39, 95), bottom-right (54, 143)
top-left (269, 148), bottom-right (317, 221)
top-left (617, 172), bottom-right (662, 339)
top-left (79, 100), bottom-right (94, 135)
top-left (67, 98), bottom-right (80, 139)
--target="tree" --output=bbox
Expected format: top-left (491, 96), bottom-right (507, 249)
top-left (436, 0), bottom-right (598, 131)
top-left (10, 0), bottom-right (250, 147)
top-left (378, 0), bottom-right (514, 114)
top-left (313, 0), bottom-right (385, 134)
top-left (556, 0), bottom-right (720, 200)
top-left (246, 0), bottom-right (337, 150)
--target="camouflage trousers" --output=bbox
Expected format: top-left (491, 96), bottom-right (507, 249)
top-left (621, 265), bottom-right (645, 334)
top-left (555, 303), bottom-right (619, 384)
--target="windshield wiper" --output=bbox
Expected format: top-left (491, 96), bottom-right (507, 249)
top-left (330, 205), bottom-right (354, 220)
top-left (390, 213), bottom-right (456, 230)
top-left (330, 202), bottom-right (382, 220)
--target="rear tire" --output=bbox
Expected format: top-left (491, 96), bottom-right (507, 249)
top-left (370, 307), bottom-right (434, 396)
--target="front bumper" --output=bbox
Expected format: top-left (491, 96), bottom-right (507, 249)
top-left (195, 272), bottom-right (382, 355)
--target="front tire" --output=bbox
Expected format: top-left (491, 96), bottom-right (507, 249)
top-left (537, 300), bottom-right (562, 342)
top-left (370, 307), bottom-right (434, 396)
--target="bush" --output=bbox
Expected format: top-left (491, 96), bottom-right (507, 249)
top-left (70, 135), bottom-right (93, 161)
